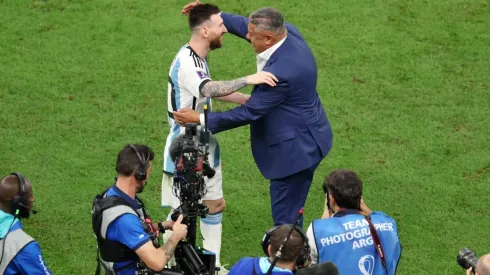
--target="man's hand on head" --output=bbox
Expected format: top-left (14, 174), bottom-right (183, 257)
top-left (182, 0), bottom-right (201, 16)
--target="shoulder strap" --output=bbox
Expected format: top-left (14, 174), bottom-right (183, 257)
top-left (0, 229), bottom-right (35, 274)
top-left (92, 190), bottom-right (139, 239)
top-left (92, 189), bottom-right (140, 273)
top-left (364, 215), bottom-right (388, 274)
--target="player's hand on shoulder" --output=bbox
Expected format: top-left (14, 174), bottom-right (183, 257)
top-left (182, 0), bottom-right (201, 16)
top-left (246, 71), bottom-right (278, 87)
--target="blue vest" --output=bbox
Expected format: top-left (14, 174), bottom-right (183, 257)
top-left (312, 210), bottom-right (401, 275)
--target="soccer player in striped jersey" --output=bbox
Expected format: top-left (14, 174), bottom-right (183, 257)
top-left (161, 3), bottom-right (278, 273)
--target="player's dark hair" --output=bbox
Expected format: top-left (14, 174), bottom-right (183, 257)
top-left (116, 144), bottom-right (154, 176)
top-left (323, 169), bottom-right (363, 209)
top-left (188, 3), bottom-right (221, 30)
top-left (270, 225), bottom-right (304, 262)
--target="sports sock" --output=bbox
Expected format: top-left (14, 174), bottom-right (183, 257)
top-left (200, 212), bottom-right (223, 267)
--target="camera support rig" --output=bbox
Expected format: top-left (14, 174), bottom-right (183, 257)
top-left (166, 104), bottom-right (218, 275)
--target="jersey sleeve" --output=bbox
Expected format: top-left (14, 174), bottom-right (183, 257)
top-left (108, 213), bottom-right (151, 251)
top-left (11, 241), bottom-right (53, 275)
top-left (179, 60), bottom-right (212, 99)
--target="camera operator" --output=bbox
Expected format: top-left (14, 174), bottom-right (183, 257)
top-left (305, 169), bottom-right (401, 275)
top-left (92, 144), bottom-right (188, 275)
top-left (227, 224), bottom-right (308, 275)
top-left (0, 172), bottom-right (52, 274)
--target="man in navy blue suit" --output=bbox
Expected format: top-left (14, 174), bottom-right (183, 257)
top-left (174, 2), bottom-right (333, 228)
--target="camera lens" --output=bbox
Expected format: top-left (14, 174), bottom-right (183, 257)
top-left (457, 248), bottom-right (478, 270)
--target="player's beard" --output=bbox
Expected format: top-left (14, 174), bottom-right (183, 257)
top-left (209, 36), bottom-right (222, 50)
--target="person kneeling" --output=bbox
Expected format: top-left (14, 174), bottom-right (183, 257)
top-left (228, 225), bottom-right (310, 275)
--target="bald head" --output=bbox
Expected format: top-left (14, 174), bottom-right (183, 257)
top-left (0, 173), bottom-right (34, 215)
top-left (476, 254), bottom-right (490, 275)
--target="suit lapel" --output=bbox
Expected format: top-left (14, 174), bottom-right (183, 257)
top-left (252, 35), bottom-right (292, 92)
top-left (262, 35), bottom-right (291, 71)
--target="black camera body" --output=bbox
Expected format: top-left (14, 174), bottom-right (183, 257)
top-left (166, 122), bottom-right (218, 275)
top-left (457, 248), bottom-right (479, 273)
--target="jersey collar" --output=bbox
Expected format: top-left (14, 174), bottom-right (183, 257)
top-left (111, 185), bottom-right (140, 209)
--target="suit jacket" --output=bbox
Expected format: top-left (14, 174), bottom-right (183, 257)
top-left (207, 12), bottom-right (333, 180)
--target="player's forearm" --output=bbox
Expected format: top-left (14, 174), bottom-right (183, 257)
top-left (215, 92), bottom-right (248, 104)
top-left (200, 77), bottom-right (247, 98)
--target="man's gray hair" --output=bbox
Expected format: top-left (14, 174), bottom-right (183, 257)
top-left (249, 7), bottom-right (286, 34)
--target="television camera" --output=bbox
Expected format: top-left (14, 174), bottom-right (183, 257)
top-left (139, 105), bottom-right (219, 275)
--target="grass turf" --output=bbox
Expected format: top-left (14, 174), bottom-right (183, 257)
top-left (0, 0), bottom-right (489, 274)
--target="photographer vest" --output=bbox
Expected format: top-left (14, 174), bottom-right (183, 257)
top-left (92, 189), bottom-right (159, 275)
top-left (311, 210), bottom-right (401, 275)
top-left (0, 229), bottom-right (35, 274)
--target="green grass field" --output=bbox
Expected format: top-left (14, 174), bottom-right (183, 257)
top-left (1, 0), bottom-right (489, 274)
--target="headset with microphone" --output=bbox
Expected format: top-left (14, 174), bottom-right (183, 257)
top-left (0, 172), bottom-right (37, 267)
top-left (260, 209), bottom-right (311, 274)
top-left (129, 145), bottom-right (150, 182)
top-left (10, 172), bottom-right (37, 218)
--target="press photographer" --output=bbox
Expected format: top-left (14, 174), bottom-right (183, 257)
top-left (91, 144), bottom-right (188, 275)
top-left (457, 248), bottom-right (490, 275)
top-left (227, 223), bottom-right (309, 275)
top-left (306, 169), bottom-right (401, 275)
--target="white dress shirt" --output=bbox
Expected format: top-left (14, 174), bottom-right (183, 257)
top-left (256, 35), bottom-right (287, 72)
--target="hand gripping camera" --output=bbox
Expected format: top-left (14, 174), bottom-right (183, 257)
top-left (457, 248), bottom-right (479, 273)
top-left (166, 105), bottom-right (218, 275)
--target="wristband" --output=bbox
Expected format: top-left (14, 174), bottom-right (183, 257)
top-left (158, 222), bottom-right (166, 234)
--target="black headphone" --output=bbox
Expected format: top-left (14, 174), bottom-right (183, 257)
top-left (10, 172), bottom-right (31, 219)
top-left (261, 224), bottom-right (311, 269)
top-left (129, 144), bottom-right (149, 181)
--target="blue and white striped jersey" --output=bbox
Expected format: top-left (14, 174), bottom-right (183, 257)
top-left (163, 44), bottom-right (220, 174)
